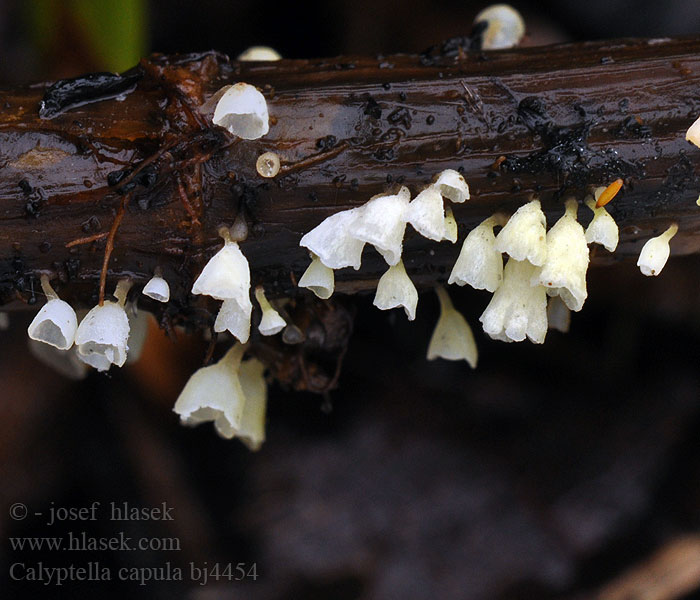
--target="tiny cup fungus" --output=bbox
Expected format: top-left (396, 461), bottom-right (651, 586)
top-left (494, 199), bottom-right (548, 266)
top-left (256, 151), bottom-right (281, 178)
top-left (480, 258), bottom-right (548, 344)
top-left (449, 214), bottom-right (506, 292)
top-left (191, 228), bottom-right (251, 304)
top-left (27, 274), bottom-right (78, 350)
top-left (142, 272), bottom-right (170, 303)
top-left (237, 46), bottom-right (282, 61)
top-left (300, 209), bottom-right (366, 270)
top-left (212, 82), bottom-right (270, 140)
top-left (585, 196), bottom-right (619, 252)
top-left (373, 259), bottom-right (418, 321)
top-left (434, 169), bottom-right (470, 203)
top-left (426, 286), bottom-right (478, 367)
top-left (534, 199), bottom-right (589, 312)
top-left (254, 286), bottom-right (286, 336)
top-left (174, 343), bottom-right (247, 438)
top-left (75, 279), bottom-right (132, 371)
top-left (405, 186), bottom-right (446, 241)
top-left (474, 4), bottom-right (526, 50)
top-left (637, 223), bottom-right (678, 276)
top-left (350, 186), bottom-right (410, 266)
top-left (298, 254), bottom-right (335, 299)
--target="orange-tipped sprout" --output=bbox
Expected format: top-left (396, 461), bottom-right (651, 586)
top-left (595, 178), bottom-right (623, 208)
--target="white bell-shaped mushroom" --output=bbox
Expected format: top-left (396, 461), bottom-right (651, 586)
top-left (75, 279), bottom-right (132, 371)
top-left (300, 209), bottom-right (365, 270)
top-left (254, 286), bottom-right (286, 336)
top-left (214, 297), bottom-right (253, 343)
top-left (427, 286), bottom-right (478, 367)
top-left (547, 295), bottom-right (571, 333)
top-left (217, 358), bottom-right (267, 450)
top-left (637, 223), bottom-right (678, 276)
top-left (405, 186), bottom-right (446, 241)
top-left (191, 231), bottom-right (251, 303)
top-left (534, 199), bottom-right (589, 312)
top-left (685, 115), bottom-right (700, 149)
top-left (142, 272), bottom-right (170, 302)
top-left (213, 82), bottom-right (269, 140)
top-left (298, 253), bottom-right (335, 299)
top-left (480, 258), bottom-right (548, 344)
top-left (350, 186), bottom-right (410, 266)
top-left (442, 206), bottom-right (458, 243)
top-left (585, 196), bottom-right (619, 252)
top-left (174, 343), bottom-right (247, 434)
top-left (373, 259), bottom-right (418, 321)
top-left (434, 169), bottom-right (470, 203)
top-left (27, 275), bottom-right (78, 350)
top-left (448, 214), bottom-right (506, 292)
top-left (494, 199), bottom-right (548, 266)
top-left (237, 46), bottom-right (282, 61)
top-left (474, 4), bottom-right (526, 50)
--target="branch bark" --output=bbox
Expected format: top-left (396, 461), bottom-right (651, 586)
top-left (2, 37), bottom-right (700, 323)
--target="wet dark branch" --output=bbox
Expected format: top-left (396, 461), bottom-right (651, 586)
top-left (1, 37), bottom-right (700, 326)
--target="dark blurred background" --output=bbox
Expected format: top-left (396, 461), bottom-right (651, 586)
top-left (1, 1), bottom-right (700, 598)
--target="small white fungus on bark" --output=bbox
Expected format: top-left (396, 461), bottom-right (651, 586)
top-left (27, 275), bottom-right (78, 350)
top-left (427, 286), bottom-right (478, 366)
top-left (373, 259), bottom-right (418, 321)
top-left (637, 223), bottom-right (678, 276)
top-left (237, 46), bottom-right (282, 61)
top-left (448, 214), bottom-right (506, 292)
top-left (494, 199), bottom-right (548, 266)
top-left (480, 258), bottom-right (548, 344)
top-left (300, 209), bottom-right (366, 270)
top-left (434, 169), bottom-right (470, 203)
top-left (254, 286), bottom-right (286, 336)
top-left (350, 186), bottom-right (410, 266)
top-left (142, 273), bottom-right (170, 302)
top-left (298, 253), bottom-right (335, 299)
top-left (212, 82), bottom-right (269, 140)
top-left (534, 199), bottom-right (589, 312)
top-left (75, 279), bottom-right (132, 371)
top-left (474, 4), bottom-right (526, 50)
top-left (405, 186), bottom-right (446, 241)
top-left (585, 195), bottom-right (619, 252)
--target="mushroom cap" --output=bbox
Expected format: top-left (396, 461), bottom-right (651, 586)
top-left (298, 254), bottom-right (335, 299)
top-left (191, 240), bottom-right (251, 304)
top-left (373, 260), bottom-right (418, 321)
top-left (213, 82), bottom-right (270, 140)
top-left (143, 275), bottom-right (170, 302)
top-left (214, 297), bottom-right (253, 343)
top-left (300, 209), bottom-right (366, 270)
top-left (350, 186), bottom-right (410, 266)
top-left (494, 199), bottom-right (548, 266)
top-left (449, 216), bottom-right (503, 292)
top-left (27, 298), bottom-right (78, 350)
top-left (434, 169), bottom-right (470, 203)
top-left (405, 186), bottom-right (446, 241)
top-left (75, 301), bottom-right (130, 370)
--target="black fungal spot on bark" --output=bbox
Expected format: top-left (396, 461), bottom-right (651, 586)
top-left (502, 122), bottom-right (641, 189)
top-left (387, 107), bottom-right (411, 129)
top-left (39, 70), bottom-right (143, 119)
top-left (316, 135), bottom-right (337, 151)
top-left (613, 116), bottom-right (652, 140)
top-left (363, 96), bottom-right (382, 120)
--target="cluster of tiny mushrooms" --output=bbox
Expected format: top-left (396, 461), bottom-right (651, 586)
top-left (20, 4), bottom-right (700, 450)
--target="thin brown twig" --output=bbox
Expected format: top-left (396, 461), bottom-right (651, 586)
top-left (99, 195), bottom-right (129, 306)
top-left (65, 232), bottom-right (109, 248)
